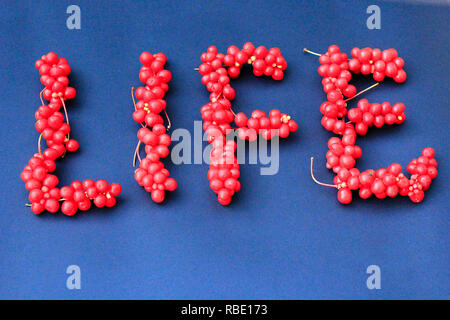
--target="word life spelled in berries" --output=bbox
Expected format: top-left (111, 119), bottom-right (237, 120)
top-left (307, 45), bottom-right (437, 204)
top-left (20, 52), bottom-right (121, 216)
top-left (198, 42), bottom-right (298, 205)
top-left (132, 52), bottom-right (177, 203)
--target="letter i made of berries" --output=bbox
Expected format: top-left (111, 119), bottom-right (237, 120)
top-left (132, 52), bottom-right (177, 203)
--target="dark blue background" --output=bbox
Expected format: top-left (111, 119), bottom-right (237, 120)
top-left (0, 0), bottom-right (448, 299)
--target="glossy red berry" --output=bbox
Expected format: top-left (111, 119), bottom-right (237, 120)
top-left (61, 200), bottom-right (77, 216)
top-left (66, 139), bottom-right (79, 152)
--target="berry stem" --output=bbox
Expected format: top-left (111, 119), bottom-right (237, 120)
top-left (39, 88), bottom-right (45, 105)
top-left (310, 157), bottom-right (338, 188)
top-left (344, 82), bottom-right (379, 102)
top-left (133, 140), bottom-right (142, 167)
top-left (303, 48), bottom-right (322, 57)
top-left (211, 92), bottom-right (223, 102)
top-left (163, 109), bottom-right (171, 130)
top-left (25, 198), bottom-right (66, 207)
top-left (37, 133), bottom-right (43, 154)
top-left (59, 97), bottom-right (70, 127)
top-left (59, 97), bottom-right (70, 159)
top-left (131, 87), bottom-right (137, 111)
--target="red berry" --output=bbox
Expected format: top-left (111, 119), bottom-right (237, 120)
top-left (31, 202), bottom-right (45, 214)
top-left (94, 194), bottom-right (107, 207)
top-left (337, 188), bottom-right (352, 204)
top-left (66, 139), bottom-right (79, 152)
top-left (61, 200), bottom-right (78, 216)
top-left (45, 198), bottom-right (59, 213)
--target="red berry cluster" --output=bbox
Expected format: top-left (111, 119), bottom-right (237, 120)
top-left (234, 109), bottom-right (298, 141)
top-left (35, 52), bottom-right (76, 102)
top-left (34, 53), bottom-right (78, 158)
top-left (346, 99), bottom-right (406, 135)
top-left (21, 52), bottom-right (122, 215)
top-left (200, 42), bottom-right (287, 84)
top-left (321, 98), bottom-right (406, 136)
top-left (199, 43), bottom-right (298, 205)
top-left (329, 147), bottom-right (437, 204)
top-left (133, 52), bottom-right (177, 203)
top-left (201, 98), bottom-right (234, 139)
top-left (208, 135), bottom-right (241, 205)
top-left (317, 45), bottom-right (357, 98)
top-left (348, 47), bottom-right (407, 83)
top-left (309, 45), bottom-right (437, 204)
top-left (406, 148), bottom-right (438, 203)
